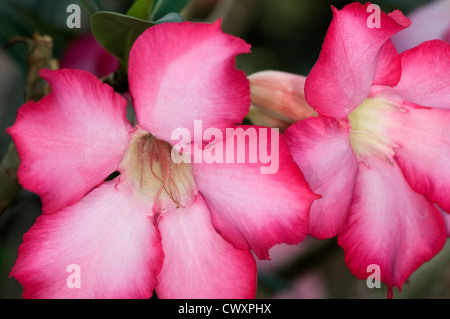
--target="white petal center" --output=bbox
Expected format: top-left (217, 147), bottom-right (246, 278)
top-left (119, 128), bottom-right (197, 215)
top-left (348, 98), bottom-right (399, 163)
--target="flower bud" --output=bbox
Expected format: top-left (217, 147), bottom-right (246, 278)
top-left (247, 70), bottom-right (317, 131)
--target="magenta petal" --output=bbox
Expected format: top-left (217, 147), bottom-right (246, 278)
top-left (384, 40), bottom-right (450, 110)
top-left (305, 2), bottom-right (410, 119)
top-left (191, 125), bottom-right (316, 260)
top-left (11, 180), bottom-right (163, 299)
top-left (338, 156), bottom-right (446, 294)
top-left (284, 117), bottom-right (357, 239)
top-left (155, 194), bottom-right (256, 299)
top-left (7, 69), bottom-right (133, 214)
top-left (60, 34), bottom-right (118, 77)
top-left (128, 20), bottom-right (251, 144)
top-left (372, 40), bottom-right (402, 87)
top-left (382, 104), bottom-right (450, 212)
top-left (438, 206), bottom-right (450, 237)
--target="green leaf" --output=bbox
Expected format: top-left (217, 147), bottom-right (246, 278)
top-left (78, 0), bottom-right (95, 14)
top-left (127, 0), bottom-right (155, 20)
top-left (155, 12), bottom-right (184, 24)
top-left (91, 11), bottom-right (155, 63)
top-left (150, 0), bottom-right (191, 21)
top-left (91, 0), bottom-right (104, 11)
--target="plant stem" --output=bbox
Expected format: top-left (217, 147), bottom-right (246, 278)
top-left (0, 33), bottom-right (57, 217)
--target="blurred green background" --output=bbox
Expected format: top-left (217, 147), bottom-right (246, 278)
top-left (1, 0), bottom-right (449, 299)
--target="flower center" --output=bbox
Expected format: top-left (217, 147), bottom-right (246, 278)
top-left (119, 128), bottom-right (196, 215)
top-left (348, 98), bottom-right (396, 163)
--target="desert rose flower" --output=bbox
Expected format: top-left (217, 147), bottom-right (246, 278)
top-left (7, 21), bottom-right (316, 298)
top-left (283, 2), bottom-right (450, 297)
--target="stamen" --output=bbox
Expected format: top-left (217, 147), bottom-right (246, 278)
top-left (348, 98), bottom-right (396, 163)
top-left (128, 131), bottom-right (193, 212)
top-left (148, 138), bottom-right (184, 209)
top-left (119, 127), bottom-right (196, 215)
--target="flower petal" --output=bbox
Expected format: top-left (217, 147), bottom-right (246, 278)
top-left (438, 206), bottom-right (450, 237)
top-left (11, 180), bottom-right (163, 299)
top-left (128, 20), bottom-right (251, 144)
top-left (248, 70), bottom-right (317, 124)
top-left (155, 193), bottom-right (256, 299)
top-left (60, 34), bottom-right (118, 77)
top-left (7, 69), bottom-right (132, 214)
top-left (246, 105), bottom-right (294, 133)
top-left (392, 0), bottom-right (450, 52)
top-left (371, 40), bottom-right (402, 87)
top-left (305, 2), bottom-right (410, 119)
top-left (337, 156), bottom-right (446, 296)
top-left (381, 104), bottom-right (450, 212)
top-left (191, 125), bottom-right (317, 260)
top-left (382, 40), bottom-right (450, 110)
top-left (284, 116), bottom-right (358, 239)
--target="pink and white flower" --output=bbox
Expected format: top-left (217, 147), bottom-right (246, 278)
top-left (283, 2), bottom-right (450, 297)
top-left (7, 21), bottom-right (317, 299)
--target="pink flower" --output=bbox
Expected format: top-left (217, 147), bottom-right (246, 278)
top-left (283, 2), bottom-right (450, 297)
top-left (7, 21), bottom-right (316, 298)
top-left (392, 0), bottom-right (450, 52)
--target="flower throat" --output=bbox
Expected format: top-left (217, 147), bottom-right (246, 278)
top-left (120, 129), bottom-right (196, 214)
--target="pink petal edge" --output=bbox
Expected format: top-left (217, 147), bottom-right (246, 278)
top-left (155, 193), bottom-right (257, 299)
top-left (7, 69), bottom-right (133, 214)
top-left (11, 180), bottom-right (163, 299)
top-left (128, 20), bottom-right (251, 145)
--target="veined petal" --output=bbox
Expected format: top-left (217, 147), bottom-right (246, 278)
top-left (382, 40), bottom-right (450, 110)
top-left (11, 180), bottom-right (163, 299)
top-left (155, 193), bottom-right (256, 299)
top-left (338, 156), bottom-right (446, 296)
top-left (191, 125), bottom-right (317, 260)
top-left (381, 104), bottom-right (450, 212)
top-left (284, 116), bottom-right (357, 239)
top-left (305, 2), bottom-right (410, 119)
top-left (128, 20), bottom-right (251, 144)
top-left (7, 69), bottom-right (133, 214)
